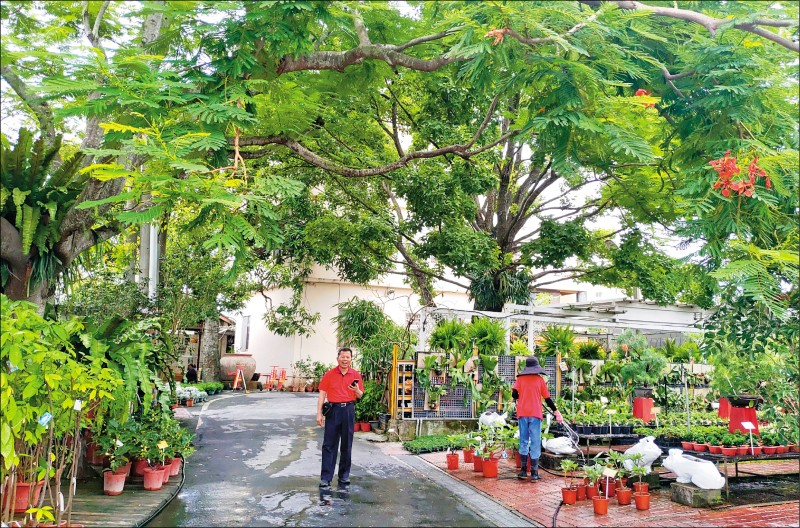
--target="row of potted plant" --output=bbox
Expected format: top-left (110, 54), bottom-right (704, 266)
top-left (92, 408), bottom-right (195, 495)
top-left (560, 452), bottom-right (652, 515)
top-left (183, 381), bottom-right (224, 395)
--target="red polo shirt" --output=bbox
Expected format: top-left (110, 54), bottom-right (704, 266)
top-left (319, 367), bottom-right (363, 403)
top-left (512, 374), bottom-right (550, 419)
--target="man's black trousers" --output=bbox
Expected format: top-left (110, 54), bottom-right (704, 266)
top-left (320, 402), bottom-right (355, 483)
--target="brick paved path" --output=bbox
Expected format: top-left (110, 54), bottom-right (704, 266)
top-left (421, 452), bottom-right (799, 527)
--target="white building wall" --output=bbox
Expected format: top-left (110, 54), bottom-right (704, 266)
top-left (229, 263), bottom-right (630, 382)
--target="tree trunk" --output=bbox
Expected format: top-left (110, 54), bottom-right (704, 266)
top-left (199, 316), bottom-right (221, 381)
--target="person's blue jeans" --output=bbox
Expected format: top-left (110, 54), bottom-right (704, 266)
top-left (518, 416), bottom-right (542, 460)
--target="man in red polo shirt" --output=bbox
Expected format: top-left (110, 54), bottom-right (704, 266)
top-left (317, 347), bottom-right (363, 488)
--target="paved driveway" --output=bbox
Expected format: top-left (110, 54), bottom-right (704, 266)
top-left (147, 392), bottom-right (490, 527)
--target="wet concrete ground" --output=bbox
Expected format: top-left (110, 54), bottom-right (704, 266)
top-left (147, 392), bottom-right (489, 527)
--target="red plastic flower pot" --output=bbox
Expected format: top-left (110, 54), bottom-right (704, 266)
top-left (586, 484), bottom-right (599, 499)
top-left (576, 484), bottom-right (587, 501)
top-left (156, 463), bottom-right (170, 484)
top-left (446, 453), bottom-right (459, 471)
top-left (463, 448), bottom-right (474, 463)
top-left (762, 446), bottom-right (778, 455)
top-left (354, 423), bottom-right (360, 432)
top-left (616, 487), bottom-right (632, 505)
top-left (473, 456), bottom-right (483, 472)
top-left (103, 470), bottom-right (127, 496)
top-left (776, 445), bottom-right (788, 455)
top-left (169, 457), bottom-right (182, 477)
top-left (132, 458), bottom-right (149, 477)
top-left (721, 447), bottom-right (738, 457)
top-left (600, 479), bottom-right (616, 498)
top-left (482, 457), bottom-right (499, 478)
top-left (708, 445), bottom-right (723, 455)
top-left (143, 467), bottom-right (165, 491)
top-left (561, 487), bottom-right (578, 505)
top-left (692, 443), bottom-right (708, 452)
top-left (632, 482), bottom-right (649, 494)
top-left (736, 446), bottom-right (749, 456)
top-left (634, 492), bottom-right (651, 511)
top-left (789, 444), bottom-right (799, 453)
top-left (680, 441), bottom-right (693, 451)
top-left (515, 450), bottom-right (521, 468)
top-left (615, 477), bottom-right (627, 490)
top-left (592, 496), bottom-right (609, 515)
top-left (749, 445), bottom-right (763, 456)
top-left (4, 480), bottom-right (45, 513)
top-left (359, 422), bottom-right (371, 432)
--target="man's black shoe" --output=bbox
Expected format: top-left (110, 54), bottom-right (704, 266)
top-left (338, 478), bottom-right (351, 485)
top-left (319, 480), bottom-right (331, 488)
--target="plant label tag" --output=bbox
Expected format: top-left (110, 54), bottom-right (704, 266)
top-left (73, 399), bottom-right (83, 411)
top-left (741, 421), bottom-right (755, 430)
top-left (501, 450), bottom-right (508, 459)
top-left (602, 467), bottom-right (617, 478)
top-left (38, 412), bottom-right (52, 427)
top-left (559, 361), bottom-right (568, 372)
top-left (605, 409), bottom-right (617, 415)
top-left (115, 439), bottom-right (124, 447)
top-left (652, 407), bottom-right (660, 414)
top-left (157, 440), bottom-right (169, 450)
top-left (600, 396), bottom-right (609, 404)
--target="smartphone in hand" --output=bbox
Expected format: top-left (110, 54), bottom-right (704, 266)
top-left (349, 380), bottom-right (358, 389)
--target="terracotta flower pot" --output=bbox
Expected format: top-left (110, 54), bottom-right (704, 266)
top-left (514, 450), bottom-right (521, 468)
top-left (482, 457), bottom-right (499, 478)
top-left (576, 484), bottom-right (587, 501)
top-left (593, 496), bottom-right (609, 515)
top-left (561, 487), bottom-right (578, 505)
top-left (633, 482), bottom-right (649, 494)
top-left (789, 444), bottom-right (799, 453)
top-left (473, 456), bottom-right (483, 472)
top-left (143, 467), bottom-right (165, 491)
top-left (708, 445), bottom-right (723, 455)
top-left (615, 476), bottom-right (627, 490)
top-left (680, 441), bottom-right (693, 450)
top-left (185, 398), bottom-right (194, 407)
top-left (749, 445), bottom-right (762, 456)
top-left (446, 453), bottom-right (459, 470)
top-left (634, 492), bottom-right (651, 510)
top-left (354, 423), bottom-right (360, 432)
top-left (103, 470), bottom-right (127, 496)
top-left (721, 447), bottom-right (738, 457)
top-left (737, 446), bottom-right (749, 456)
top-left (692, 442), bottom-right (708, 452)
top-left (617, 487), bottom-right (632, 505)
top-left (776, 445), bottom-right (788, 455)
top-left (169, 456), bottom-right (182, 477)
top-left (586, 484), bottom-right (599, 499)
top-left (762, 446), bottom-right (778, 455)
top-left (359, 422), bottom-right (371, 432)
top-left (463, 448), bottom-right (474, 463)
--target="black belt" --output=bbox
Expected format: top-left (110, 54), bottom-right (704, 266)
top-left (330, 401), bottom-right (354, 406)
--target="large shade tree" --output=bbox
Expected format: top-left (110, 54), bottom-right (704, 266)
top-left (1, 1), bottom-right (797, 325)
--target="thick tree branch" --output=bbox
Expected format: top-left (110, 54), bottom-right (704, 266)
top-left (0, 216), bottom-right (26, 272)
top-left (593, 1), bottom-right (799, 53)
top-left (0, 66), bottom-right (56, 148)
